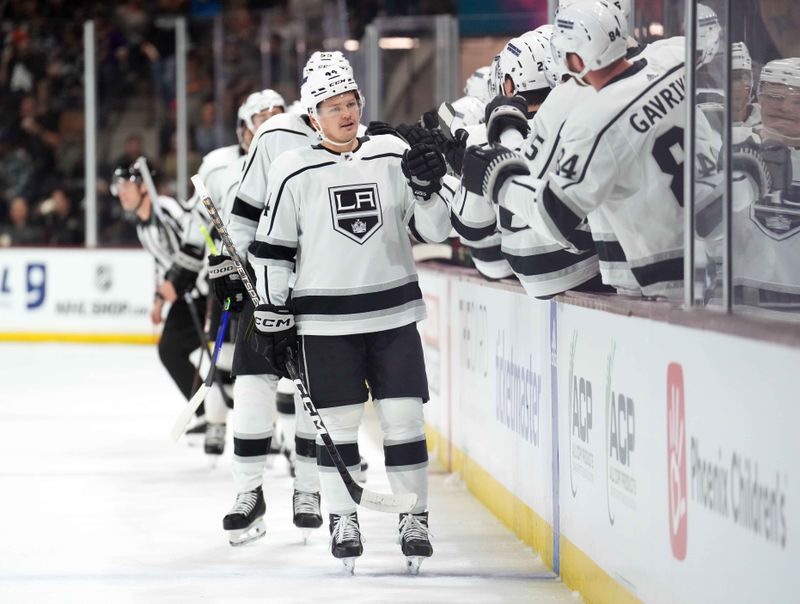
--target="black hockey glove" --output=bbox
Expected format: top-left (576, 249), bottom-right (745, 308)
top-left (165, 249), bottom-right (204, 296)
top-left (461, 144), bottom-right (530, 203)
top-left (207, 254), bottom-right (248, 312)
top-left (435, 128), bottom-right (469, 176)
top-left (397, 123), bottom-right (435, 147)
top-left (402, 143), bottom-right (447, 201)
top-left (485, 95), bottom-right (530, 145)
top-left (251, 303), bottom-right (296, 379)
top-left (420, 110), bottom-right (439, 130)
top-left (366, 120), bottom-right (401, 139)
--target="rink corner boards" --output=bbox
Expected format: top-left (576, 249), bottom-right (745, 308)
top-left (425, 424), bottom-right (643, 604)
top-left (0, 332), bottom-right (159, 344)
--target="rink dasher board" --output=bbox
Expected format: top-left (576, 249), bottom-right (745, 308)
top-left (0, 248), bottom-right (157, 342)
top-left (417, 265), bottom-right (800, 604)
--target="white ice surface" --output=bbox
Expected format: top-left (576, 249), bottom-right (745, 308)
top-left (0, 343), bottom-right (575, 603)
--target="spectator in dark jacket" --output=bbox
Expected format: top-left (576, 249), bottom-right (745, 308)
top-left (42, 188), bottom-right (83, 245)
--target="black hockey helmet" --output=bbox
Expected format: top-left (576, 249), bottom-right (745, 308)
top-left (110, 160), bottom-right (157, 197)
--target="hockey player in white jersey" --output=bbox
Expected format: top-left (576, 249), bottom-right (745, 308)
top-left (199, 90), bottom-right (285, 461)
top-left (111, 160), bottom-right (213, 417)
top-left (208, 86), bottom-right (327, 545)
top-left (452, 25), bottom-right (604, 297)
top-left (249, 66), bottom-right (451, 572)
top-left (501, 0), bottom-right (696, 294)
top-left (463, 0), bottom-right (719, 299)
top-left (214, 55), bottom-right (365, 546)
top-left (724, 57), bottom-right (800, 315)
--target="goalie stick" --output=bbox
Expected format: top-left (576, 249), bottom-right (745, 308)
top-left (191, 174), bottom-right (417, 514)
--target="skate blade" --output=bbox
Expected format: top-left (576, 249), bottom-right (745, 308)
top-left (227, 519), bottom-right (266, 547)
top-left (341, 557), bottom-right (357, 574)
top-left (405, 556), bottom-right (425, 575)
top-left (206, 454), bottom-right (222, 468)
top-left (300, 528), bottom-right (317, 544)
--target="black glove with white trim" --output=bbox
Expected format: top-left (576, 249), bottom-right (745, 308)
top-left (485, 95), bottom-right (530, 145)
top-left (462, 144), bottom-right (530, 203)
top-left (251, 303), bottom-right (296, 379)
top-left (207, 254), bottom-right (248, 312)
top-left (401, 143), bottom-right (447, 201)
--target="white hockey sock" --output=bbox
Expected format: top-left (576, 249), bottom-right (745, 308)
top-left (294, 389), bottom-right (320, 493)
top-left (375, 397), bottom-right (429, 514)
top-left (205, 384), bottom-right (228, 424)
top-left (232, 373), bottom-right (278, 493)
top-left (316, 403), bottom-right (364, 515)
top-left (275, 377), bottom-right (296, 453)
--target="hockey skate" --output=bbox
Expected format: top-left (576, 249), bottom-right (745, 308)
top-left (329, 512), bottom-right (363, 574)
top-left (398, 511), bottom-right (433, 574)
top-left (223, 486), bottom-right (266, 546)
top-left (293, 490), bottom-right (323, 543)
top-left (204, 423), bottom-right (226, 464)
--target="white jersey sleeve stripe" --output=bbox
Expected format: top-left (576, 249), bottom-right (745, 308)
top-left (265, 161), bottom-right (336, 236)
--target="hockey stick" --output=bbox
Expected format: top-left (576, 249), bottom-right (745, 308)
top-left (170, 222), bottom-right (233, 441)
top-left (183, 290), bottom-right (215, 364)
top-left (191, 174), bottom-right (417, 514)
top-left (170, 305), bottom-right (230, 442)
top-left (136, 156), bottom-right (210, 353)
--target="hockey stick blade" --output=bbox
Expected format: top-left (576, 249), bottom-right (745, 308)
top-left (170, 384), bottom-right (210, 442)
top-left (357, 489), bottom-right (418, 514)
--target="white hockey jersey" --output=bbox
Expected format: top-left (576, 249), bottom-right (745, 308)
top-left (229, 113), bottom-right (319, 258)
top-left (452, 119), bottom-right (600, 297)
top-left (501, 59), bottom-right (693, 298)
top-left (251, 135), bottom-right (452, 336)
top-left (190, 144), bottom-right (242, 220)
top-left (507, 39), bottom-right (688, 295)
top-left (732, 200), bottom-right (800, 315)
top-left (449, 124), bottom-right (514, 279)
top-left (229, 112), bottom-right (367, 259)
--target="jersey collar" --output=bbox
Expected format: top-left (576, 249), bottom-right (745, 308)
top-left (603, 58), bottom-right (648, 90)
top-left (313, 136), bottom-right (369, 156)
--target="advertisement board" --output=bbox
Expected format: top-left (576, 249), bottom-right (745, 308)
top-left (557, 304), bottom-right (800, 604)
top-left (0, 248), bottom-right (156, 341)
top-left (451, 278), bottom-right (553, 521)
top-left (418, 269), bottom-right (450, 451)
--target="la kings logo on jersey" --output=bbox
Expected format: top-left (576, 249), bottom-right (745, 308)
top-left (328, 183), bottom-right (383, 244)
top-left (750, 200), bottom-right (800, 241)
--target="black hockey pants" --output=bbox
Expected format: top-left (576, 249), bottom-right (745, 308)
top-left (158, 295), bottom-right (208, 404)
